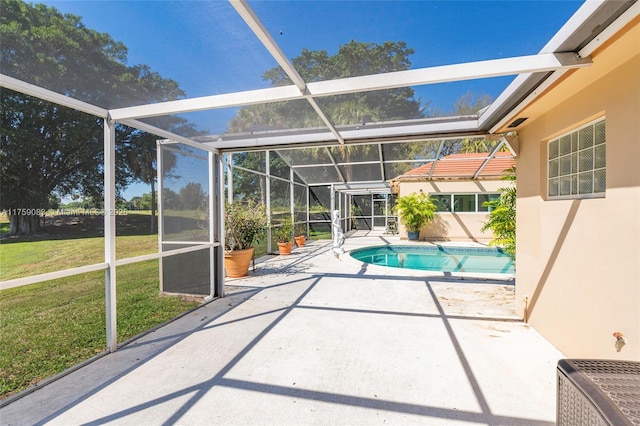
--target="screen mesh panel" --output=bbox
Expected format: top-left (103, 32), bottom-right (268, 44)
top-left (161, 245), bottom-right (210, 295)
top-left (161, 145), bottom-right (209, 243)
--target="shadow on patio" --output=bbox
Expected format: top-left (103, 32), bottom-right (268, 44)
top-left (1, 236), bottom-right (563, 425)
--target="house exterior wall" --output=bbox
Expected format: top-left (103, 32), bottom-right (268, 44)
top-left (515, 21), bottom-right (640, 360)
top-left (397, 180), bottom-right (506, 242)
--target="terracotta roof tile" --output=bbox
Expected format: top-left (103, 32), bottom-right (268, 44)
top-left (395, 152), bottom-right (515, 179)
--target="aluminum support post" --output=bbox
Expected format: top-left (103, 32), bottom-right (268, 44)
top-left (104, 119), bottom-right (117, 352)
top-left (216, 153), bottom-right (226, 298)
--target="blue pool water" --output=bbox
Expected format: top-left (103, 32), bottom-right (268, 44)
top-left (350, 245), bottom-right (514, 274)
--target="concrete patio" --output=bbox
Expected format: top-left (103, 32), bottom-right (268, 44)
top-left (1, 232), bottom-right (564, 425)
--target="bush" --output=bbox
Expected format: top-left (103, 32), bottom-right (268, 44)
top-left (395, 192), bottom-right (436, 232)
top-left (482, 167), bottom-right (516, 258)
top-left (225, 200), bottom-right (267, 251)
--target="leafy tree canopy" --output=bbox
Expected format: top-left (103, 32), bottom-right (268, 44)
top-left (228, 40), bottom-right (424, 133)
top-left (0, 0), bottom-right (199, 235)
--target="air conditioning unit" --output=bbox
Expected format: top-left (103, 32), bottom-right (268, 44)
top-left (557, 359), bottom-right (640, 425)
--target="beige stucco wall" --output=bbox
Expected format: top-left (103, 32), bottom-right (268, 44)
top-left (397, 180), bottom-right (506, 242)
top-left (514, 21), bottom-right (640, 360)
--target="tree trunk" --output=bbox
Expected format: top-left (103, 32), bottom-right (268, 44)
top-left (8, 214), bottom-right (41, 236)
top-left (150, 180), bottom-right (157, 234)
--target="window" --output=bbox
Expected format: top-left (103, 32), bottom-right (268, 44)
top-left (430, 193), bottom-right (500, 213)
top-left (478, 193), bottom-right (500, 212)
top-left (453, 194), bottom-right (475, 212)
top-left (548, 118), bottom-right (605, 199)
top-left (432, 194), bottom-right (452, 212)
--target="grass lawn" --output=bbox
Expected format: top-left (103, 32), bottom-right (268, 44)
top-left (0, 212), bottom-right (329, 399)
top-left (0, 213), bottom-right (200, 400)
top-left (309, 230), bottom-right (332, 240)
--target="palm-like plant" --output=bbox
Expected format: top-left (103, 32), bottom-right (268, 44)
top-left (395, 192), bottom-right (436, 233)
top-left (481, 167), bottom-right (516, 258)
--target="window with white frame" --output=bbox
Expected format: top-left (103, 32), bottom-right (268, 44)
top-left (548, 118), bottom-right (606, 199)
top-left (431, 193), bottom-right (500, 213)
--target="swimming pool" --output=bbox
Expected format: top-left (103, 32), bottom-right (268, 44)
top-left (350, 245), bottom-right (514, 274)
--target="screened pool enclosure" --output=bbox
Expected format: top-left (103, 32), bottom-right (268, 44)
top-left (2, 0), bottom-right (632, 357)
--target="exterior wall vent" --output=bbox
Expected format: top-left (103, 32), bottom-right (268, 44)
top-left (508, 117), bottom-right (528, 128)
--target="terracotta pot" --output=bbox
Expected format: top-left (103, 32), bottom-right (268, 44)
top-left (278, 241), bottom-right (293, 255)
top-left (224, 247), bottom-right (254, 278)
top-left (294, 235), bottom-right (306, 247)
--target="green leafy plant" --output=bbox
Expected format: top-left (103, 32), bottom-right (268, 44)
top-left (294, 221), bottom-right (307, 237)
top-left (395, 192), bottom-right (437, 233)
top-left (350, 204), bottom-right (363, 230)
top-left (225, 200), bottom-right (267, 251)
top-left (275, 215), bottom-right (293, 243)
top-left (481, 167), bottom-right (516, 258)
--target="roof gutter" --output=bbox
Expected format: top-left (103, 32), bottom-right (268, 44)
top-left (479, 0), bottom-right (638, 134)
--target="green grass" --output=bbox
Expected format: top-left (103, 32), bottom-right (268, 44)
top-left (1, 271), bottom-right (107, 397)
top-left (116, 261), bottom-right (200, 342)
top-left (0, 264), bottom-right (199, 399)
top-left (0, 214), bottom-right (200, 400)
top-left (309, 230), bottom-right (332, 240)
top-left (0, 211), bottom-right (329, 399)
top-left (0, 235), bottom-right (158, 281)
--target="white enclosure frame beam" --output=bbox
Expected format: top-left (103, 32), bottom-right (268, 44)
top-left (208, 151), bottom-right (216, 301)
top-left (0, 263), bottom-right (108, 291)
top-left (324, 148), bottom-right (346, 183)
top-left (577, 1), bottom-right (640, 58)
top-left (503, 134), bottom-right (520, 158)
top-left (1, 74), bottom-right (108, 118)
top-left (428, 140), bottom-right (445, 180)
top-left (110, 85), bottom-right (301, 121)
top-left (306, 53), bottom-right (590, 97)
top-left (483, 1), bottom-right (639, 134)
top-left (473, 140), bottom-right (506, 179)
top-left (217, 153), bottom-right (226, 297)
top-left (290, 168), bottom-right (295, 230)
top-left (207, 118), bottom-right (482, 151)
top-left (227, 153), bottom-right (233, 204)
top-left (104, 118), bottom-right (117, 352)
top-left (230, 0), bottom-right (306, 91)
top-left (157, 140), bottom-right (165, 294)
top-left (107, 53), bottom-right (591, 123)
top-left (265, 151), bottom-right (272, 254)
top-left (122, 119), bottom-right (219, 154)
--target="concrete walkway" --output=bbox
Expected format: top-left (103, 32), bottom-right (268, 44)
top-left (1, 232), bottom-right (564, 425)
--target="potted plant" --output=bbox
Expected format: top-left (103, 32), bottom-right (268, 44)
top-left (275, 215), bottom-right (293, 255)
top-left (294, 222), bottom-right (307, 247)
top-left (395, 191), bottom-right (436, 241)
top-left (224, 199), bottom-right (267, 277)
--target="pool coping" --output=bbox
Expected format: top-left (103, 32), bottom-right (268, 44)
top-left (341, 240), bottom-right (516, 283)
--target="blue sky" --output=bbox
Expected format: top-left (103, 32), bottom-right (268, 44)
top-left (44, 0), bottom-right (584, 120)
top-left (41, 0), bottom-right (584, 200)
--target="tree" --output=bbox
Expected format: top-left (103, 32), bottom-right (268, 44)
top-left (453, 92), bottom-right (492, 116)
top-left (229, 152), bottom-right (268, 204)
top-left (481, 167), bottom-right (516, 258)
top-left (139, 193), bottom-right (155, 211)
top-left (179, 182), bottom-right (206, 211)
top-left (1, 92), bottom-right (105, 234)
top-left (228, 40), bottom-right (423, 132)
top-left (228, 41), bottom-right (424, 197)
top-left (0, 0), bottom-right (194, 235)
top-left (161, 188), bottom-right (181, 210)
